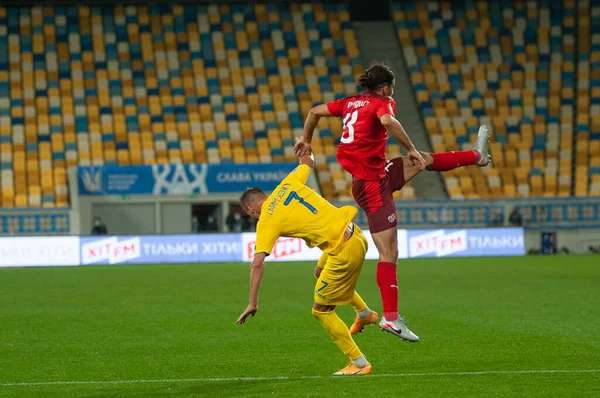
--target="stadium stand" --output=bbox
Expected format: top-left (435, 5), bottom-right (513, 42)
top-left (0, 3), bottom-right (416, 208)
top-left (392, 0), bottom-right (598, 199)
top-left (576, 0), bottom-right (600, 196)
top-left (1, 0), bottom-right (596, 211)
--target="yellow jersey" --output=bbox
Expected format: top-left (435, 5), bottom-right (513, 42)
top-left (254, 164), bottom-right (358, 257)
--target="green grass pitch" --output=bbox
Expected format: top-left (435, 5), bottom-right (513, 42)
top-left (0, 256), bottom-right (599, 397)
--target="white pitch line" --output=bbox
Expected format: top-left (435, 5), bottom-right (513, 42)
top-left (1, 369), bottom-right (599, 387)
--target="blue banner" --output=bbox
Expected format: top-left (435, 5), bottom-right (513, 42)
top-left (406, 228), bottom-right (525, 258)
top-left (79, 234), bottom-right (242, 265)
top-left (78, 163), bottom-right (298, 195)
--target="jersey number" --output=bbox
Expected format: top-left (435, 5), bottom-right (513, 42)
top-left (341, 110), bottom-right (358, 144)
top-left (284, 191), bottom-right (318, 214)
top-left (317, 280), bottom-right (329, 293)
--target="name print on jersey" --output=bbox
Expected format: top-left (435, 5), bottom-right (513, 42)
top-left (266, 183), bottom-right (290, 216)
top-left (346, 100), bottom-right (370, 109)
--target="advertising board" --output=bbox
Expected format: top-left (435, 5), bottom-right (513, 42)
top-left (407, 228), bottom-right (525, 258)
top-left (80, 234), bottom-right (242, 265)
top-left (0, 237), bottom-right (80, 267)
top-left (241, 230), bottom-right (409, 262)
top-left (0, 228), bottom-right (524, 267)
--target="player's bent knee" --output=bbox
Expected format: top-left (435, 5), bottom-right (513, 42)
top-left (379, 252), bottom-right (398, 264)
top-left (402, 161), bottom-right (423, 183)
top-left (372, 228), bottom-right (399, 262)
top-left (420, 152), bottom-right (435, 169)
top-left (313, 302), bottom-right (335, 313)
top-left (377, 244), bottom-right (398, 263)
top-left (376, 243), bottom-right (398, 262)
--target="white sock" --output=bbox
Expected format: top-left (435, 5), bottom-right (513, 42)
top-left (357, 306), bottom-right (371, 320)
top-left (351, 355), bottom-right (369, 368)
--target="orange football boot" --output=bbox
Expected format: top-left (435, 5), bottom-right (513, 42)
top-left (333, 362), bottom-right (372, 376)
top-left (349, 310), bottom-right (379, 335)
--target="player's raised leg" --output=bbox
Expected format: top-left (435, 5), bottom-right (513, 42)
top-left (427, 124), bottom-right (491, 171)
top-left (393, 125), bottom-right (492, 187)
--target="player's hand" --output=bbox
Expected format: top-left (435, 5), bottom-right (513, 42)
top-left (294, 137), bottom-right (312, 157)
top-left (408, 148), bottom-right (426, 170)
top-left (237, 304), bottom-right (258, 324)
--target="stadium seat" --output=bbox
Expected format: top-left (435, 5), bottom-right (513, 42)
top-left (0, 3), bottom-right (366, 205)
top-left (3, 2), bottom-right (596, 206)
top-left (393, 0), bottom-right (583, 198)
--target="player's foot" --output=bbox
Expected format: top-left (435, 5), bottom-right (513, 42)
top-left (349, 310), bottom-right (379, 335)
top-left (473, 125), bottom-right (491, 167)
top-left (333, 362), bottom-right (372, 376)
top-left (379, 315), bottom-right (420, 342)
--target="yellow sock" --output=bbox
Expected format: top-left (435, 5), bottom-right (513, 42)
top-left (350, 291), bottom-right (367, 313)
top-left (312, 309), bottom-right (362, 360)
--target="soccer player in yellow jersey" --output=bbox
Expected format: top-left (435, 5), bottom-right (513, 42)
top-left (236, 153), bottom-right (379, 375)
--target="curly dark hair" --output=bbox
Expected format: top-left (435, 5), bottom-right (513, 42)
top-left (357, 63), bottom-right (395, 91)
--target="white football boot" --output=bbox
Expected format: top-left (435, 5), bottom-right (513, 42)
top-left (473, 124), bottom-right (491, 166)
top-left (379, 315), bottom-right (420, 342)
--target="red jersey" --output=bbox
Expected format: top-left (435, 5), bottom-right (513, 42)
top-left (326, 92), bottom-right (396, 181)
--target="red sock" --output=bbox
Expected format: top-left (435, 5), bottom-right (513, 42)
top-left (430, 150), bottom-right (480, 171)
top-left (376, 261), bottom-right (398, 321)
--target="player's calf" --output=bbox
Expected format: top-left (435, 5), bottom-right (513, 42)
top-left (425, 125), bottom-right (491, 172)
top-left (398, 152), bottom-right (433, 185)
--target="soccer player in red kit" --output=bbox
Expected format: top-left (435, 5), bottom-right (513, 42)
top-left (294, 64), bottom-right (490, 342)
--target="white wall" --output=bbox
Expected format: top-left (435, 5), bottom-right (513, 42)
top-left (525, 229), bottom-right (600, 254)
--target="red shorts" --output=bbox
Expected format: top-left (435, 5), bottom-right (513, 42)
top-left (351, 157), bottom-right (406, 234)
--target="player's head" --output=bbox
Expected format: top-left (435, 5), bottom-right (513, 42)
top-left (358, 63), bottom-right (395, 97)
top-left (240, 187), bottom-right (267, 220)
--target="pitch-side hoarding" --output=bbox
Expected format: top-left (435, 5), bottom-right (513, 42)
top-left (0, 228), bottom-right (524, 267)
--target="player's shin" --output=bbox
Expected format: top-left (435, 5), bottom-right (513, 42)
top-left (312, 309), bottom-right (367, 366)
top-left (349, 292), bottom-right (379, 334)
top-left (429, 150), bottom-right (479, 171)
top-left (350, 292), bottom-right (371, 319)
top-left (377, 261), bottom-right (399, 321)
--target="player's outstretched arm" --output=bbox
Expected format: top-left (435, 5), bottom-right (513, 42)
top-left (295, 103), bottom-right (333, 157)
top-left (380, 114), bottom-right (426, 170)
top-left (299, 152), bottom-right (315, 169)
top-left (237, 252), bottom-right (267, 324)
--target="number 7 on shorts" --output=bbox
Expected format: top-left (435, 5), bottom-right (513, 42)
top-left (317, 280), bottom-right (329, 293)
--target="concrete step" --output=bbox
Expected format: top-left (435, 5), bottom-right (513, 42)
top-left (353, 21), bottom-right (448, 199)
